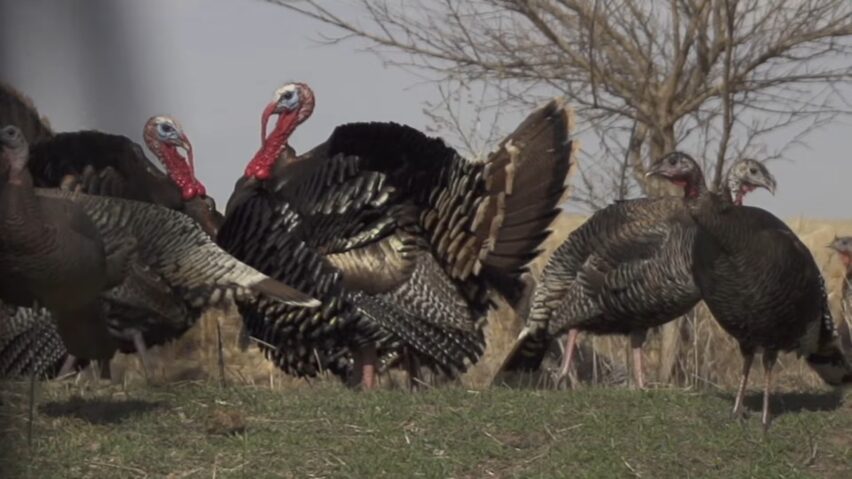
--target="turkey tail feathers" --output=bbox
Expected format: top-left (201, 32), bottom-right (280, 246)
top-left (805, 346), bottom-right (852, 386)
top-left (803, 279), bottom-right (852, 386)
top-left (479, 97), bottom-right (577, 304)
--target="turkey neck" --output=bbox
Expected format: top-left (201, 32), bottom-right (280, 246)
top-left (686, 185), bottom-right (744, 253)
top-left (724, 176), bottom-right (740, 207)
top-left (245, 114), bottom-right (301, 180)
top-left (0, 165), bottom-right (56, 255)
top-left (678, 168), bottom-right (748, 249)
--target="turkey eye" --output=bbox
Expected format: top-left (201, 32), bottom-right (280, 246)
top-left (749, 167), bottom-right (757, 174)
top-left (282, 91), bottom-right (294, 101)
top-left (162, 124), bottom-right (174, 133)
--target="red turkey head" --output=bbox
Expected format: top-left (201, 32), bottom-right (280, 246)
top-left (645, 151), bottom-right (706, 199)
top-left (244, 82), bottom-right (315, 180)
top-left (143, 115), bottom-right (206, 200)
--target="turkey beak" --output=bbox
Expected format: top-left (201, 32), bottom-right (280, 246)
top-left (765, 177), bottom-right (777, 196)
top-left (644, 163), bottom-right (664, 179)
top-left (261, 102), bottom-right (277, 144)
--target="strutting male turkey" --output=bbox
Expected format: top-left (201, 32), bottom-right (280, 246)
top-left (502, 157), bottom-right (776, 388)
top-left (218, 82), bottom-right (576, 388)
top-left (648, 151), bottom-right (852, 429)
top-left (0, 124), bottom-right (319, 381)
top-left (0, 83), bottom-right (230, 378)
top-left (0, 82), bottom-right (220, 233)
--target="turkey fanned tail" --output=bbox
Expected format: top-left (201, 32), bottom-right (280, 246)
top-left (478, 97), bottom-right (575, 303)
top-left (33, 188), bottom-right (319, 309)
top-left (418, 98), bottom-right (576, 306)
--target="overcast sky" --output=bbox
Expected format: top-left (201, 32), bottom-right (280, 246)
top-left (1, 0), bottom-right (850, 218)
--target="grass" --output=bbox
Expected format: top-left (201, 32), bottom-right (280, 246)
top-left (1, 380), bottom-right (850, 478)
top-left (2, 213), bottom-right (850, 478)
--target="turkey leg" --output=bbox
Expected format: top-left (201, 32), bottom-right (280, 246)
top-left (98, 360), bottom-right (112, 381)
top-left (216, 317), bottom-right (227, 388)
top-left (731, 350), bottom-right (754, 419)
top-left (556, 329), bottom-right (580, 387)
top-left (761, 350), bottom-right (778, 432)
top-left (56, 355), bottom-right (79, 379)
top-left (353, 345), bottom-right (378, 390)
top-left (630, 330), bottom-right (648, 389)
top-left (404, 347), bottom-right (421, 391)
top-left (131, 330), bottom-right (152, 381)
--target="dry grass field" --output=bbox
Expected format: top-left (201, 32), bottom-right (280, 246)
top-left (65, 212), bottom-right (852, 392)
top-left (2, 214), bottom-right (851, 478)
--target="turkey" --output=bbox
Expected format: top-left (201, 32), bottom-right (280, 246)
top-left (0, 124), bottom-right (319, 377)
top-left (504, 158), bottom-right (776, 388)
top-left (648, 151), bottom-right (852, 429)
top-left (218, 82), bottom-right (575, 388)
top-left (0, 82), bottom-right (223, 236)
top-left (28, 116), bottom-right (223, 237)
top-left (1, 125), bottom-right (120, 367)
top-left (1, 83), bottom-right (230, 376)
top-left (0, 302), bottom-right (80, 379)
top-left (826, 236), bottom-right (852, 352)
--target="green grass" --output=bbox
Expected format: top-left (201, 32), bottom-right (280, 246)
top-left (1, 381), bottom-right (849, 478)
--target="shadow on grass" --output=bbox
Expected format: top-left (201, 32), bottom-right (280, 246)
top-left (715, 390), bottom-right (845, 415)
top-left (40, 396), bottom-right (164, 425)
top-left (494, 341), bottom-right (630, 390)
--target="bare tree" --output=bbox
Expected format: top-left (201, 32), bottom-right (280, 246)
top-left (268, 0), bottom-right (851, 204)
top-left (421, 77), bottom-right (511, 161)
